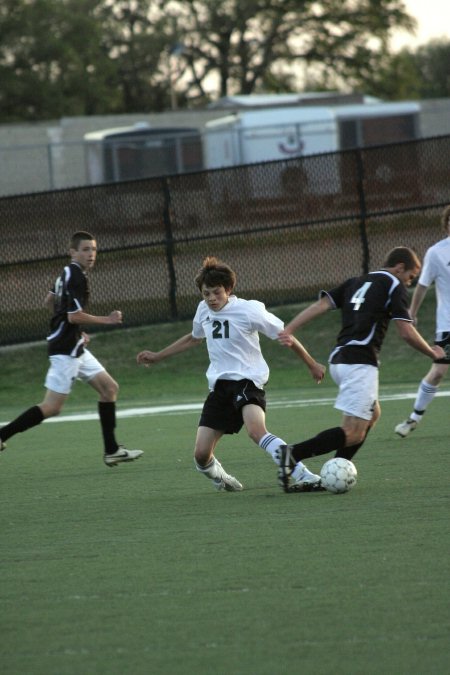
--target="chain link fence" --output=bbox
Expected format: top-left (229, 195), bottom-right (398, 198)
top-left (1, 134), bottom-right (450, 346)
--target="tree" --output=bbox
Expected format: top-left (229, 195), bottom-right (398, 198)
top-left (349, 38), bottom-right (450, 101)
top-left (97, 0), bottom-right (173, 112)
top-left (0, 0), bottom-right (122, 121)
top-left (0, 0), bottom-right (417, 121)
top-left (406, 39), bottom-right (450, 99)
top-left (163, 0), bottom-right (416, 101)
top-left (0, 0), bottom-right (173, 121)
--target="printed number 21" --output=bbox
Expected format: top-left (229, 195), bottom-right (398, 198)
top-left (212, 320), bottom-right (230, 339)
top-left (350, 281), bottom-right (372, 310)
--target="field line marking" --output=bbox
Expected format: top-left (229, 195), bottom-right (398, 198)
top-left (2, 389), bottom-right (449, 425)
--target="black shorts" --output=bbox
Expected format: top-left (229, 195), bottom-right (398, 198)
top-left (199, 379), bottom-right (266, 435)
top-left (434, 332), bottom-right (450, 364)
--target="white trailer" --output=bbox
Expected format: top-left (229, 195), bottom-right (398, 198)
top-left (203, 101), bottom-right (421, 197)
top-left (84, 123), bottom-right (203, 184)
top-left (204, 106), bottom-right (338, 169)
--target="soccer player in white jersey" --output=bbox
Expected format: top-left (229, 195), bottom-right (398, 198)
top-left (276, 247), bottom-right (444, 492)
top-left (137, 256), bottom-right (325, 492)
top-left (395, 205), bottom-right (450, 437)
top-left (0, 231), bottom-right (142, 467)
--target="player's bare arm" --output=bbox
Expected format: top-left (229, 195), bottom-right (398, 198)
top-left (395, 320), bottom-right (445, 360)
top-left (68, 309), bottom-right (123, 325)
top-left (409, 283), bottom-right (428, 324)
top-left (283, 295), bottom-right (332, 335)
top-left (137, 333), bottom-right (203, 366)
top-left (284, 335), bottom-right (326, 384)
top-left (44, 292), bottom-right (54, 311)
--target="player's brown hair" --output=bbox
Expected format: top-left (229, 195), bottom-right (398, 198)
top-left (440, 205), bottom-right (450, 231)
top-left (194, 256), bottom-right (237, 292)
top-left (70, 231), bottom-right (95, 250)
top-left (383, 246), bottom-right (421, 271)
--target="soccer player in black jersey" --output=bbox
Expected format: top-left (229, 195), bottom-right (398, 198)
top-left (0, 231), bottom-right (142, 467)
top-left (276, 247), bottom-right (445, 492)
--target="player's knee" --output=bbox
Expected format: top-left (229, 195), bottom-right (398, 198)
top-left (40, 403), bottom-right (62, 418)
top-left (103, 380), bottom-right (119, 401)
top-left (343, 427), bottom-right (366, 446)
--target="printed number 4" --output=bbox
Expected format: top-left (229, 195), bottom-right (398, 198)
top-left (350, 282), bottom-right (372, 311)
top-left (212, 320), bottom-right (230, 339)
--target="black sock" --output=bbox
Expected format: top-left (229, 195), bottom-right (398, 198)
top-left (98, 401), bottom-right (118, 454)
top-left (0, 405), bottom-right (44, 442)
top-left (335, 427), bottom-right (371, 461)
top-left (291, 427), bottom-right (346, 461)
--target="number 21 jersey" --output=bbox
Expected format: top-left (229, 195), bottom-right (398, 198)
top-left (192, 295), bottom-right (283, 390)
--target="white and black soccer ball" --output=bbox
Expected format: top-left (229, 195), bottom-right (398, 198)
top-left (320, 458), bottom-right (357, 494)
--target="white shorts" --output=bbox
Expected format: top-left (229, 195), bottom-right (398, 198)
top-left (45, 349), bottom-right (105, 395)
top-left (329, 363), bottom-right (378, 421)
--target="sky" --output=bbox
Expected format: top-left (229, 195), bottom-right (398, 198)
top-left (391, 0), bottom-right (449, 50)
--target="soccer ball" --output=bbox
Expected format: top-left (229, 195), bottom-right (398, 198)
top-left (320, 458), bottom-right (357, 494)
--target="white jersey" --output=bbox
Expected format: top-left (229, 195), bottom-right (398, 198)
top-left (192, 295), bottom-right (283, 390)
top-left (418, 236), bottom-right (450, 335)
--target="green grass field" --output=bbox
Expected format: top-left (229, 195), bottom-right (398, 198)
top-left (1, 298), bottom-right (449, 674)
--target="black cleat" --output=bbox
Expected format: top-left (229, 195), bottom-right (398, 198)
top-left (286, 480), bottom-right (325, 493)
top-left (276, 444), bottom-right (294, 492)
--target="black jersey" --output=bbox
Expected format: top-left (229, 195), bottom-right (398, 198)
top-left (323, 270), bottom-right (412, 367)
top-left (47, 262), bottom-right (89, 357)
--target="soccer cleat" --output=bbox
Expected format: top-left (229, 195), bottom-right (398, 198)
top-left (286, 482), bottom-right (325, 493)
top-left (276, 444), bottom-right (294, 492)
top-left (213, 470), bottom-right (243, 492)
top-left (0, 439), bottom-right (6, 452)
top-left (103, 445), bottom-right (143, 467)
top-left (395, 419), bottom-right (418, 438)
top-left (290, 467), bottom-right (323, 492)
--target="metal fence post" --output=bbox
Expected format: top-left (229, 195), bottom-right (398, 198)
top-left (47, 143), bottom-right (55, 190)
top-left (162, 177), bottom-right (178, 320)
top-left (355, 148), bottom-right (370, 274)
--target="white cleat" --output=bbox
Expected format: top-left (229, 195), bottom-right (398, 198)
top-left (276, 447), bottom-right (324, 493)
top-left (196, 457), bottom-right (243, 491)
top-left (395, 419), bottom-right (417, 438)
top-left (213, 471), bottom-right (243, 492)
top-left (0, 439), bottom-right (6, 452)
top-left (291, 466), bottom-right (323, 492)
top-left (104, 446), bottom-right (143, 467)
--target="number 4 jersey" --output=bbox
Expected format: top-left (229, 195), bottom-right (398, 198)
top-left (192, 295), bottom-right (283, 390)
top-left (323, 270), bottom-right (413, 367)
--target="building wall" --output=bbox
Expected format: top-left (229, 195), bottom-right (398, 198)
top-left (1, 99), bottom-right (450, 197)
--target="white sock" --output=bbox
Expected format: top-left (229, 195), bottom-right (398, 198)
top-left (195, 457), bottom-right (221, 479)
top-left (410, 379), bottom-right (438, 422)
top-left (259, 433), bottom-right (287, 464)
top-left (258, 433), bottom-right (307, 472)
